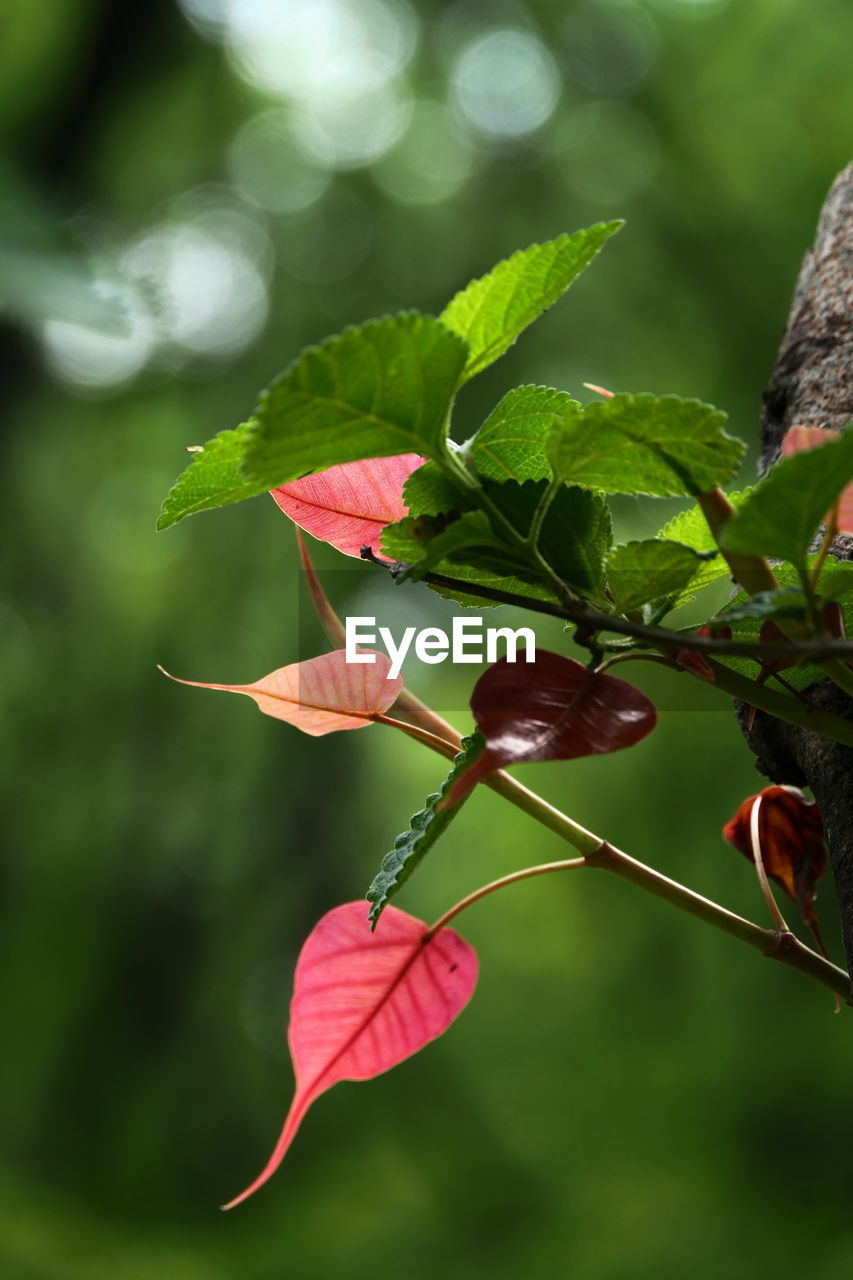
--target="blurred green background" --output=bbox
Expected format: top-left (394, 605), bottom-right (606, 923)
top-left (2, 1), bottom-right (852, 1276)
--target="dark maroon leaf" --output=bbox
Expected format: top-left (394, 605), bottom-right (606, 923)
top-left (444, 650), bottom-right (656, 805)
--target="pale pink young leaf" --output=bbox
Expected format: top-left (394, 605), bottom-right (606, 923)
top-left (222, 901), bottom-right (478, 1209)
top-left (780, 425), bottom-right (840, 457)
top-left (271, 455), bottom-right (423, 557)
top-left (781, 425), bottom-right (853, 534)
top-left (158, 649), bottom-right (402, 735)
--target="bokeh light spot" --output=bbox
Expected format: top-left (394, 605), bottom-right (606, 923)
top-left (122, 209), bottom-right (270, 358)
top-left (451, 29), bottom-right (561, 138)
top-left (225, 0), bottom-right (417, 102)
top-left (373, 100), bottom-right (476, 204)
top-left (41, 285), bottom-right (153, 390)
top-left (229, 109), bottom-right (331, 213)
top-left (293, 80), bottom-right (413, 169)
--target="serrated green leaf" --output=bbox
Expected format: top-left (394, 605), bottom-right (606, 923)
top-left (606, 539), bottom-right (713, 614)
top-left (440, 223), bottom-right (622, 383)
top-left (382, 511), bottom-right (504, 581)
top-left (722, 431), bottom-right (853, 564)
top-left (403, 458), bottom-right (471, 517)
top-left (547, 394), bottom-right (745, 496)
top-left (381, 512), bottom-right (537, 609)
top-left (383, 479), bottom-right (612, 602)
top-left (718, 586), bottom-right (809, 625)
top-left (379, 527), bottom-right (549, 609)
top-left (157, 424), bottom-right (269, 529)
top-left (815, 562), bottom-right (853, 601)
top-left (366, 735), bottom-right (483, 926)
top-left (241, 313), bottom-right (469, 487)
top-left (463, 385), bottom-right (581, 483)
top-left (485, 480), bottom-right (613, 596)
top-left (656, 488), bottom-right (753, 601)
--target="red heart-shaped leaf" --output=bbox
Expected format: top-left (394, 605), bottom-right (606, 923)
top-left (271, 455), bottom-right (422, 557)
top-left (445, 650), bottom-right (657, 805)
top-left (159, 649), bottom-right (402, 735)
top-left (222, 902), bottom-right (478, 1209)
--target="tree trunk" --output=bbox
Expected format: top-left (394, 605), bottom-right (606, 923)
top-left (738, 162), bottom-right (853, 984)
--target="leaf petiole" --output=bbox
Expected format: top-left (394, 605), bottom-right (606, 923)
top-left (424, 858), bottom-right (588, 939)
top-left (749, 793), bottom-right (790, 933)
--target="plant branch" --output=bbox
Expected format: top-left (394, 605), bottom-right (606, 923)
top-left (367, 554), bottom-right (853, 663)
top-left (363, 552), bottom-right (853, 745)
top-left (378, 707), bottom-right (851, 1001)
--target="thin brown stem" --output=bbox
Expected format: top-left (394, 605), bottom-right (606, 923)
top-left (748, 793), bottom-right (790, 932)
top-left (696, 488), bottom-right (779, 596)
top-left (372, 714), bottom-right (459, 755)
top-left (811, 511), bottom-right (839, 589)
top-left (378, 562), bottom-right (853, 662)
top-left (425, 858), bottom-right (588, 938)
top-left (596, 652), bottom-right (680, 675)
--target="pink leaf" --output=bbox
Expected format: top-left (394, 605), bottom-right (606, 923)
top-left (271, 455), bottom-right (423, 558)
top-left (445, 650), bottom-right (657, 806)
top-left (158, 649), bottom-right (402, 735)
top-left (222, 902), bottom-right (478, 1209)
top-left (781, 425), bottom-right (853, 534)
top-left (780, 425), bottom-right (840, 457)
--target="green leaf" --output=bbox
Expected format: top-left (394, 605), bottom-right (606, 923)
top-left (547, 394), bottom-right (745, 496)
top-left (714, 558), bottom-right (853, 691)
top-left (383, 480), bottom-right (612, 601)
top-left (722, 431), bottom-right (853, 564)
top-left (656, 488), bottom-right (753, 601)
top-left (382, 511), bottom-right (505, 582)
top-left (379, 521), bottom-right (543, 609)
top-left (606, 539), bottom-right (713, 614)
top-left (463, 385), bottom-right (581, 483)
top-left (157, 424), bottom-right (269, 530)
top-left (717, 586), bottom-right (809, 625)
top-left (241, 313), bottom-right (469, 486)
top-left (815, 562), bottom-right (853, 602)
top-left (366, 735), bottom-right (483, 926)
top-left (440, 223), bottom-right (622, 383)
top-left (485, 480), bottom-right (612, 597)
top-left (403, 458), bottom-right (471, 517)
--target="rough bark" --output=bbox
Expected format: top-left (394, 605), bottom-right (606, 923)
top-left (738, 162), bottom-right (853, 982)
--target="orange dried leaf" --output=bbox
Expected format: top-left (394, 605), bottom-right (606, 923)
top-left (722, 785), bottom-right (827, 932)
top-left (159, 649), bottom-right (402, 735)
